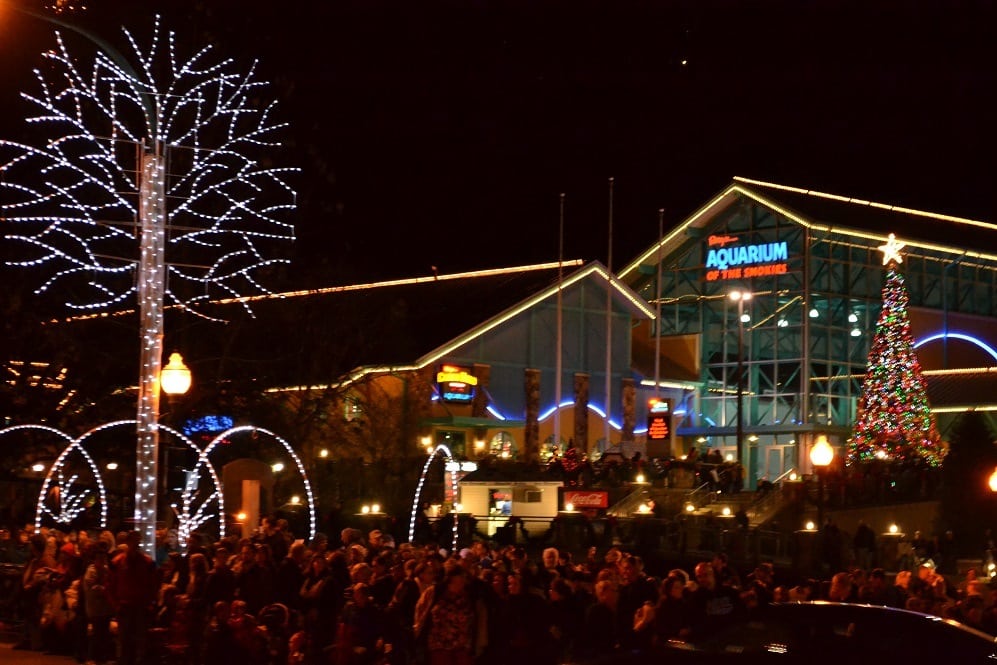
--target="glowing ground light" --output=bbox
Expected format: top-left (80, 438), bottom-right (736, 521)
top-left (409, 445), bottom-right (460, 554)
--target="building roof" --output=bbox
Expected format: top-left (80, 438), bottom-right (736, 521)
top-left (198, 261), bottom-right (654, 386)
top-left (459, 461), bottom-right (563, 484)
top-left (925, 368), bottom-right (997, 411)
top-left (619, 176), bottom-right (997, 281)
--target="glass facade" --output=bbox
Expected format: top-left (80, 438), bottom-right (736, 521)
top-left (625, 191), bottom-right (997, 486)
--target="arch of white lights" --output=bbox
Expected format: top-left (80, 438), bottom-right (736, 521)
top-left (2, 420), bottom-right (224, 539)
top-left (0, 424), bottom-right (108, 530)
top-left (200, 426), bottom-right (316, 543)
top-left (409, 444), bottom-right (460, 554)
top-left (70, 420), bottom-right (226, 550)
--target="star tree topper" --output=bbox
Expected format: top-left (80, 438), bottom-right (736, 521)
top-left (878, 233), bottom-right (906, 265)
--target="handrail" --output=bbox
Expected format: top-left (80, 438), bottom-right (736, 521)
top-left (607, 485), bottom-right (650, 517)
top-left (746, 469), bottom-right (796, 524)
top-left (683, 481), bottom-right (714, 511)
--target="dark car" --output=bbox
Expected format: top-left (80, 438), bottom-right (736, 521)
top-left (569, 601), bottom-right (997, 663)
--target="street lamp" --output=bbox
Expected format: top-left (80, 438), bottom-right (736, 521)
top-left (729, 290), bottom-right (752, 473)
top-left (160, 353), bottom-right (192, 396)
top-left (810, 434), bottom-right (834, 530)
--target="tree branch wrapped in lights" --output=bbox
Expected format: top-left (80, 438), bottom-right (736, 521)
top-left (1, 16), bottom-right (297, 554)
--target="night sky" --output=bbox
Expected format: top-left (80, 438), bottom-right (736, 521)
top-left (2, 0), bottom-right (996, 289)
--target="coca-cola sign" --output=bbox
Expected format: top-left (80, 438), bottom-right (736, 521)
top-left (564, 490), bottom-right (608, 508)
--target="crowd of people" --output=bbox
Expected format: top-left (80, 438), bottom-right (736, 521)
top-left (2, 518), bottom-right (997, 665)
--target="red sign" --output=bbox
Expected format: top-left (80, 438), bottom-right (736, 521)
top-left (564, 491), bottom-right (609, 508)
top-left (647, 414), bottom-right (670, 440)
top-left (708, 234), bottom-right (739, 247)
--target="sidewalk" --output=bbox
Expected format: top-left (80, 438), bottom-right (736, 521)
top-left (0, 642), bottom-right (78, 665)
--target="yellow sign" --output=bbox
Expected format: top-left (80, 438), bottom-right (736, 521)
top-left (436, 368), bottom-right (478, 385)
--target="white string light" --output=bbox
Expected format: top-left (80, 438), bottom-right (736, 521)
top-left (0, 424), bottom-right (108, 531)
top-left (201, 426), bottom-right (316, 543)
top-left (408, 444), bottom-right (460, 554)
top-left (1, 17), bottom-right (297, 555)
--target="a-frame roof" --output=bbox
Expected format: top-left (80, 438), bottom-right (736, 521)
top-left (247, 260), bottom-right (655, 391)
top-left (52, 260), bottom-right (655, 393)
top-left (619, 176), bottom-right (997, 281)
top-left (304, 261), bottom-right (654, 380)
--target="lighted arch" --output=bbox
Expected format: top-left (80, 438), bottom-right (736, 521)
top-left (201, 426), bottom-right (317, 543)
top-left (409, 444), bottom-right (460, 553)
top-left (0, 424), bottom-right (108, 531)
top-left (914, 332), bottom-right (997, 363)
top-left (73, 420), bottom-right (225, 549)
top-left (538, 400), bottom-right (626, 431)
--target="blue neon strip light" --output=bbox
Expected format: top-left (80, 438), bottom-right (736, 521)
top-left (914, 332), bottom-right (997, 363)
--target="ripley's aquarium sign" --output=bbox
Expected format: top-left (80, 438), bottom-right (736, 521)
top-left (437, 364), bottom-right (477, 404)
top-left (704, 234), bottom-right (789, 281)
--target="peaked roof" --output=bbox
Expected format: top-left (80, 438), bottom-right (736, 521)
top-left (925, 368), bottom-right (997, 410)
top-left (619, 176), bottom-right (997, 280)
top-left (215, 260), bottom-right (655, 390)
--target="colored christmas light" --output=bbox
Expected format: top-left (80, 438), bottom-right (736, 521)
top-left (847, 255), bottom-right (945, 466)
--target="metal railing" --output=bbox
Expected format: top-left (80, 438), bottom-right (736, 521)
top-left (683, 481), bottom-right (716, 512)
top-left (606, 485), bottom-right (651, 517)
top-left (746, 468), bottom-right (797, 525)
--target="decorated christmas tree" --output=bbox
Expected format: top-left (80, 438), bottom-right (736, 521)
top-left (846, 234), bottom-right (945, 466)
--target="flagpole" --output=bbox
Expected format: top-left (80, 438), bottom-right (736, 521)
top-left (605, 177), bottom-right (613, 453)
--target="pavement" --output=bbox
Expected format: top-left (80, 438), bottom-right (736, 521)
top-left (0, 641), bottom-right (79, 665)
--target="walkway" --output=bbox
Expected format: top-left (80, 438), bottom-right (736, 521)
top-left (0, 642), bottom-right (77, 665)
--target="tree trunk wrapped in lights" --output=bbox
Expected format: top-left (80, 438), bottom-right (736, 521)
top-left (1, 17), bottom-right (297, 554)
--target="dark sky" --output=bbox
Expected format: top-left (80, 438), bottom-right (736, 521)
top-left (2, 0), bottom-right (996, 287)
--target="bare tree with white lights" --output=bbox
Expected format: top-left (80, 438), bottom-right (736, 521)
top-left (1, 16), bottom-right (297, 553)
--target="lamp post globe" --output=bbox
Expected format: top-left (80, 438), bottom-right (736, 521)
top-left (810, 434), bottom-right (834, 533)
top-left (161, 352), bottom-right (192, 396)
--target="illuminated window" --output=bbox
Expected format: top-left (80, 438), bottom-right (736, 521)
top-left (542, 435), bottom-right (569, 460)
top-left (490, 432), bottom-right (517, 459)
top-left (344, 397), bottom-right (363, 422)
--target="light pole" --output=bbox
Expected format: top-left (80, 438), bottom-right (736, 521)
top-left (810, 434), bottom-right (834, 530)
top-left (8, 1), bottom-right (166, 556)
top-left (160, 352), bottom-right (191, 520)
top-left (729, 290), bottom-right (752, 476)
